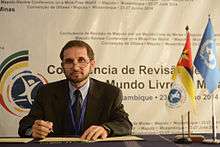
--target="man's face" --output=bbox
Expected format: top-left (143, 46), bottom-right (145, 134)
top-left (61, 47), bottom-right (95, 86)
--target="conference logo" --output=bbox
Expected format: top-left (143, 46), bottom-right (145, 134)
top-left (167, 83), bottom-right (186, 109)
top-left (0, 50), bottom-right (47, 117)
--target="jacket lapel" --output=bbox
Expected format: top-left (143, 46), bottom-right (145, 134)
top-left (83, 79), bottom-right (103, 130)
top-left (51, 80), bottom-right (70, 131)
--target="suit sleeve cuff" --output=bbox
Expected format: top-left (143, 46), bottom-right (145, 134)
top-left (102, 124), bottom-right (112, 136)
top-left (24, 128), bottom-right (32, 137)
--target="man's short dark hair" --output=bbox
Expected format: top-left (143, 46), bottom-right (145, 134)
top-left (60, 40), bottom-right (94, 60)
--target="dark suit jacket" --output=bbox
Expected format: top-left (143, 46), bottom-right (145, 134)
top-left (18, 78), bottom-right (132, 137)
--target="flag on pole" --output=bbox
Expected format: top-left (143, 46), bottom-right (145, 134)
top-left (167, 27), bottom-right (196, 113)
top-left (194, 18), bottom-right (220, 93)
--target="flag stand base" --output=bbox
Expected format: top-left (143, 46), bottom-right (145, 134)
top-left (190, 135), bottom-right (205, 142)
top-left (174, 135), bottom-right (192, 144)
top-left (174, 134), bottom-right (204, 143)
top-left (203, 139), bottom-right (220, 144)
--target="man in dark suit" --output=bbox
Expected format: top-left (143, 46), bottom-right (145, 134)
top-left (18, 40), bottom-right (132, 140)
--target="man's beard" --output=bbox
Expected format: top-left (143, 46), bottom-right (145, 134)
top-left (63, 66), bottom-right (93, 85)
top-left (68, 73), bottom-right (90, 84)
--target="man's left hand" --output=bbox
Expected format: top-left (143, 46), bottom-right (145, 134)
top-left (81, 125), bottom-right (108, 140)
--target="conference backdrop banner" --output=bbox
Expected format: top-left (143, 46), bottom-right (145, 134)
top-left (1, 0), bottom-right (220, 136)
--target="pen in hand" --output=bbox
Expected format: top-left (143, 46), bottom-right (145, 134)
top-left (46, 121), bottom-right (54, 133)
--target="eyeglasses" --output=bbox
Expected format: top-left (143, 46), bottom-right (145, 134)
top-left (62, 57), bottom-right (90, 68)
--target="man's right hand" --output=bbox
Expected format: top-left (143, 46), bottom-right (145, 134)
top-left (32, 120), bottom-right (53, 139)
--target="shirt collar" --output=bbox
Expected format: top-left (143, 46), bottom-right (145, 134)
top-left (68, 79), bottom-right (90, 102)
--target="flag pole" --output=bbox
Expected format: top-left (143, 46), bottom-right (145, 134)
top-left (188, 111), bottom-right (191, 138)
top-left (174, 26), bottom-right (193, 144)
top-left (210, 13), bottom-right (217, 142)
top-left (174, 115), bottom-right (192, 144)
top-left (209, 14), bottom-right (219, 143)
top-left (212, 92), bottom-right (216, 141)
top-left (185, 26), bottom-right (204, 143)
top-left (200, 15), bottom-right (220, 144)
top-left (188, 110), bottom-right (205, 142)
top-left (185, 26), bottom-right (191, 140)
top-left (203, 91), bottom-right (220, 144)
top-left (185, 25), bottom-right (192, 140)
top-left (182, 114), bottom-right (185, 138)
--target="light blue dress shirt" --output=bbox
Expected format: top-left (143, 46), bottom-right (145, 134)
top-left (68, 79), bottom-right (90, 106)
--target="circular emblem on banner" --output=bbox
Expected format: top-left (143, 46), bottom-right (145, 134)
top-left (0, 50), bottom-right (47, 117)
top-left (11, 71), bottom-right (45, 109)
top-left (166, 83), bottom-right (186, 109)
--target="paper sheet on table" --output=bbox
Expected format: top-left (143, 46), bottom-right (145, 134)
top-left (95, 135), bottom-right (143, 142)
top-left (40, 135), bottom-right (143, 143)
top-left (0, 138), bottom-right (33, 143)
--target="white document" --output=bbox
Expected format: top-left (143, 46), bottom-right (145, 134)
top-left (40, 135), bottom-right (143, 143)
top-left (0, 138), bottom-right (33, 143)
